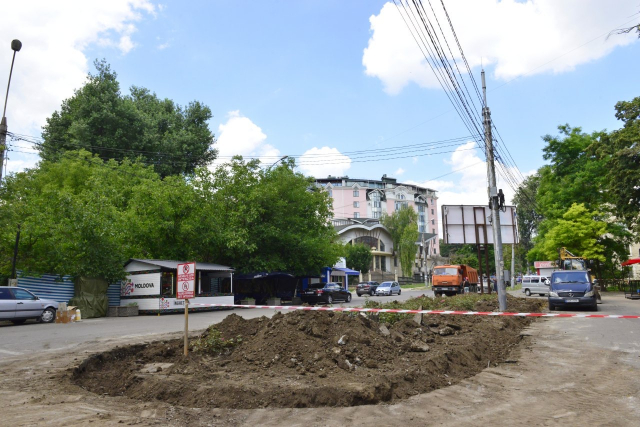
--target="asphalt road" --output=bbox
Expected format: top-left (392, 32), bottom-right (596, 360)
top-left (0, 289), bottom-right (434, 360)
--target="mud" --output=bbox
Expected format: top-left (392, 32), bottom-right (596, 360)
top-left (72, 296), bottom-right (545, 410)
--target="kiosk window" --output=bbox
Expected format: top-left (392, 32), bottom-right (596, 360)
top-left (161, 272), bottom-right (174, 296)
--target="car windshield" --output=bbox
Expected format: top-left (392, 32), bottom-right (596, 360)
top-left (434, 268), bottom-right (459, 275)
top-left (379, 282), bottom-right (392, 288)
top-left (551, 272), bottom-right (589, 284)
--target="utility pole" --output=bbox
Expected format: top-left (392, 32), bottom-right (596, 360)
top-left (482, 70), bottom-right (507, 311)
top-left (1, 39), bottom-right (23, 182)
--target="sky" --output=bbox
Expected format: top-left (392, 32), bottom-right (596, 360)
top-left (1, 0), bottom-right (639, 221)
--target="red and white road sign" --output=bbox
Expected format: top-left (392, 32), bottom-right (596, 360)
top-left (177, 262), bottom-right (195, 299)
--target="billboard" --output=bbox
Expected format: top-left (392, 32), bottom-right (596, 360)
top-left (442, 205), bottom-right (518, 245)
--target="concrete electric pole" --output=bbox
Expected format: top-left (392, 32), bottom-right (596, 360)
top-left (0, 39), bottom-right (22, 182)
top-left (481, 70), bottom-right (507, 311)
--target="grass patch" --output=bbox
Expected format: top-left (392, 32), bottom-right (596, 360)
top-left (191, 327), bottom-right (243, 355)
top-left (363, 293), bottom-right (497, 325)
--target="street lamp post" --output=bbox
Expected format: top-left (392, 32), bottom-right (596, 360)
top-left (267, 155), bottom-right (288, 171)
top-left (0, 39), bottom-right (22, 182)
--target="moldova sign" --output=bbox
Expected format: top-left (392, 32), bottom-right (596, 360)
top-left (177, 262), bottom-right (195, 300)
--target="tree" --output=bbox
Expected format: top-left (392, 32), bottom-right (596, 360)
top-left (0, 153), bottom-right (344, 282)
top-left (344, 243), bottom-right (372, 274)
top-left (381, 207), bottom-right (419, 277)
top-left (512, 173), bottom-right (541, 271)
top-left (0, 150), bottom-right (177, 282)
top-left (595, 97), bottom-right (640, 236)
top-left (529, 203), bottom-right (608, 262)
top-left (39, 60), bottom-right (217, 177)
top-left (188, 157), bottom-right (343, 275)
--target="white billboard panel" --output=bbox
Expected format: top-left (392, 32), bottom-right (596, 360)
top-left (442, 205), bottom-right (518, 245)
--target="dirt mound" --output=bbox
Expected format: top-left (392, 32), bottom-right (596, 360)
top-left (72, 296), bottom-right (541, 409)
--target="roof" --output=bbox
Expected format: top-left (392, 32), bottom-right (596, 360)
top-left (417, 232), bottom-right (437, 244)
top-left (331, 267), bottom-right (360, 276)
top-left (124, 259), bottom-right (234, 272)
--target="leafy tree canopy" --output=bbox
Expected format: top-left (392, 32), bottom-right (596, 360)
top-left (0, 153), bottom-right (342, 282)
top-left (381, 207), bottom-right (418, 277)
top-left (344, 243), bottom-right (372, 274)
top-left (39, 60), bottom-right (217, 177)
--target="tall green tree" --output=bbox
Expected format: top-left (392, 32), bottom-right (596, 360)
top-left (381, 207), bottom-right (419, 277)
top-left (344, 243), bottom-right (372, 274)
top-left (512, 173), bottom-right (541, 271)
top-left (529, 203), bottom-right (607, 262)
top-left (593, 97), bottom-right (640, 236)
top-left (40, 60), bottom-right (217, 177)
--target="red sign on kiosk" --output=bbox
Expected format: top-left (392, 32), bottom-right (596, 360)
top-left (177, 262), bottom-right (195, 300)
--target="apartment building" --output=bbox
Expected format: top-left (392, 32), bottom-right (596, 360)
top-left (316, 174), bottom-right (440, 280)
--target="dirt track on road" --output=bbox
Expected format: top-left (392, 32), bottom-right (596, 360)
top-left (1, 293), bottom-right (639, 426)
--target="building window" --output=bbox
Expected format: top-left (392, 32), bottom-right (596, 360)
top-left (395, 201), bottom-right (408, 211)
top-left (431, 219), bottom-right (435, 225)
top-left (419, 225), bottom-right (425, 232)
top-left (418, 205), bottom-right (425, 212)
top-left (353, 190), bottom-right (359, 197)
top-left (431, 209), bottom-right (434, 215)
top-left (398, 193), bottom-right (406, 200)
top-left (372, 211), bottom-right (380, 219)
top-left (328, 189), bottom-right (332, 197)
top-left (432, 228), bottom-right (436, 234)
top-left (394, 257), bottom-right (398, 267)
top-left (431, 199), bottom-right (434, 205)
top-left (353, 201), bottom-right (359, 208)
top-left (354, 212), bottom-right (360, 218)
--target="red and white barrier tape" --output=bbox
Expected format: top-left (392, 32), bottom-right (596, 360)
top-left (188, 303), bottom-right (640, 319)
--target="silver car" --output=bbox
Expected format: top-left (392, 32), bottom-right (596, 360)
top-left (522, 275), bottom-right (550, 296)
top-left (0, 286), bottom-right (59, 324)
top-left (375, 281), bottom-right (401, 296)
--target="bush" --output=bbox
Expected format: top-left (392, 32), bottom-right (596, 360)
top-left (191, 327), bottom-right (242, 355)
top-left (363, 293), bottom-right (497, 325)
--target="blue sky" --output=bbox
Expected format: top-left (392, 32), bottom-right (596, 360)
top-left (2, 0), bottom-right (639, 210)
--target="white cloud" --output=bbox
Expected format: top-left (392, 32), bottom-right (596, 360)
top-left (364, 1), bottom-right (639, 93)
top-left (297, 147), bottom-right (352, 178)
top-left (407, 142), bottom-right (524, 236)
top-left (394, 167), bottom-right (405, 176)
top-left (211, 111), bottom-right (281, 169)
top-left (0, 0), bottom-right (156, 175)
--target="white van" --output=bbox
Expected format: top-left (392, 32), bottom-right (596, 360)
top-left (522, 275), bottom-right (550, 297)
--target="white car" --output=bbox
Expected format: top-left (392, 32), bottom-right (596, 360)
top-left (375, 281), bottom-right (401, 296)
top-left (0, 286), bottom-right (59, 324)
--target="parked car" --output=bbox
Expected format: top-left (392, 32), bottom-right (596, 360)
top-left (548, 271), bottom-right (597, 311)
top-left (300, 282), bottom-right (352, 305)
top-left (0, 286), bottom-right (59, 324)
top-left (375, 281), bottom-right (401, 296)
top-left (522, 275), bottom-right (551, 296)
top-left (356, 281), bottom-right (380, 296)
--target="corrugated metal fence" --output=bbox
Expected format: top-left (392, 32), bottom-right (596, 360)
top-left (17, 274), bottom-right (74, 303)
top-left (16, 275), bottom-right (121, 307)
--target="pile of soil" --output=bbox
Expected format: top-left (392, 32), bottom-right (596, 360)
top-left (72, 295), bottom-right (544, 409)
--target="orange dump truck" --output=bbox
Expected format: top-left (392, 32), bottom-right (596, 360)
top-left (432, 264), bottom-right (479, 296)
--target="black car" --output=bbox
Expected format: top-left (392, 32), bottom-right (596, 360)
top-left (356, 281), bottom-right (380, 296)
top-left (548, 271), bottom-right (597, 311)
top-left (300, 282), bottom-right (352, 305)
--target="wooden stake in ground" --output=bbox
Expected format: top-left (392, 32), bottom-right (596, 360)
top-left (184, 299), bottom-right (189, 356)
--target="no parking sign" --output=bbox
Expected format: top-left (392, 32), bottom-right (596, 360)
top-left (177, 262), bottom-right (195, 300)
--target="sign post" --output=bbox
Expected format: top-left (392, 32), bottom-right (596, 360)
top-left (177, 262), bottom-right (195, 356)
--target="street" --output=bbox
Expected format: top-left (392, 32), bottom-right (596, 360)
top-left (1, 291), bottom-right (639, 425)
top-left (0, 289), bottom-right (433, 360)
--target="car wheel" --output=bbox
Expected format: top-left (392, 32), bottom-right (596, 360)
top-left (326, 295), bottom-right (333, 305)
top-left (357, 293), bottom-right (362, 297)
top-left (11, 319), bottom-right (26, 325)
top-left (370, 290), bottom-right (375, 296)
top-left (525, 289), bottom-right (531, 296)
top-left (39, 308), bottom-right (56, 323)
top-left (346, 294), bottom-right (352, 303)
top-left (398, 289), bottom-right (401, 295)
top-left (592, 304), bottom-right (598, 312)
top-left (434, 292), bottom-right (441, 297)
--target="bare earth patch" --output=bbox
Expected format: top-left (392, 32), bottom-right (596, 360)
top-left (71, 296), bottom-right (544, 410)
